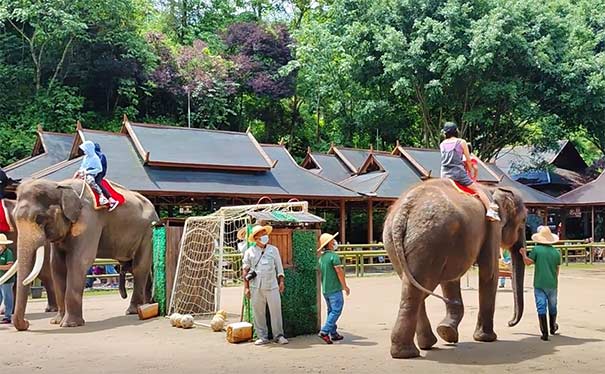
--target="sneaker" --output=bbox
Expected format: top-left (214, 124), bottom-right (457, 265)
top-left (331, 332), bottom-right (344, 341)
top-left (99, 196), bottom-right (109, 205)
top-left (276, 336), bottom-right (289, 345)
top-left (0, 318), bottom-right (11, 325)
top-left (318, 333), bottom-right (333, 344)
top-left (108, 199), bottom-right (119, 212)
top-left (486, 208), bottom-right (501, 222)
top-left (254, 338), bottom-right (270, 346)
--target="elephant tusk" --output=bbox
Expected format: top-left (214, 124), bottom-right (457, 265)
top-left (23, 246), bottom-right (44, 286)
top-left (0, 259), bottom-right (18, 285)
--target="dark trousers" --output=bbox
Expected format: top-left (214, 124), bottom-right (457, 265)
top-left (95, 175), bottom-right (112, 199)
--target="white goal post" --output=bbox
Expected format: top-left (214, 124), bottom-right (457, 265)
top-left (168, 201), bottom-right (309, 318)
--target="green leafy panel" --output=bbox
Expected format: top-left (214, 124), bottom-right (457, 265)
top-left (281, 230), bottom-right (318, 337)
top-left (152, 226), bottom-right (167, 316)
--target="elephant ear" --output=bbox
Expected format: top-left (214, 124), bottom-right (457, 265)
top-left (58, 185), bottom-right (82, 223)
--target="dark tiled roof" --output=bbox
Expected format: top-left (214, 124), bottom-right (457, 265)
top-left (487, 164), bottom-right (561, 206)
top-left (5, 132), bottom-right (74, 180)
top-left (340, 172), bottom-right (387, 196)
top-left (331, 147), bottom-right (370, 173)
top-left (493, 141), bottom-right (566, 174)
top-left (127, 122), bottom-right (273, 171)
top-left (306, 153), bottom-right (352, 183)
top-left (559, 172), bottom-right (605, 205)
top-left (398, 147), bottom-right (500, 184)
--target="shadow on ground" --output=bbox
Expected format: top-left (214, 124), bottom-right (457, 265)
top-left (423, 334), bottom-right (602, 365)
top-left (30, 314), bottom-right (148, 334)
top-left (267, 332), bottom-right (378, 350)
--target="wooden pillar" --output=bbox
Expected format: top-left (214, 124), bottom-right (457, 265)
top-left (368, 199), bottom-right (374, 244)
top-left (339, 200), bottom-right (346, 244)
top-left (592, 206), bottom-right (595, 240)
top-left (543, 208), bottom-right (549, 225)
top-left (560, 210), bottom-right (568, 240)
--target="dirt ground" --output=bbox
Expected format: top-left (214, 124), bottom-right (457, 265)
top-left (2, 266), bottom-right (605, 374)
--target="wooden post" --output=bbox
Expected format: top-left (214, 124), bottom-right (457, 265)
top-left (592, 206), bottom-right (595, 240)
top-left (560, 210), bottom-right (568, 240)
top-left (339, 200), bottom-right (346, 244)
top-left (368, 199), bottom-right (374, 244)
top-left (543, 208), bottom-right (549, 225)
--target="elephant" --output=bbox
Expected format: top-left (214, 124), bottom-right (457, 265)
top-left (7, 178), bottom-right (158, 331)
top-left (0, 198), bottom-right (58, 313)
top-left (383, 179), bottom-right (527, 359)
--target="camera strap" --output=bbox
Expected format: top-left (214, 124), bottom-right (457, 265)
top-left (252, 248), bottom-right (266, 271)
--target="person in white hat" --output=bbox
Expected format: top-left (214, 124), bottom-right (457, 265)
top-left (520, 226), bottom-right (562, 341)
top-left (317, 232), bottom-right (350, 344)
top-left (242, 225), bottom-right (288, 345)
top-left (0, 233), bottom-right (15, 324)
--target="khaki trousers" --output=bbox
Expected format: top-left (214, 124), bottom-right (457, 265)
top-left (251, 287), bottom-right (284, 340)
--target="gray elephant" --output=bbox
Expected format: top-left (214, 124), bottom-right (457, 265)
top-left (8, 178), bottom-right (158, 331)
top-left (383, 179), bottom-right (527, 359)
top-left (0, 199), bottom-right (58, 313)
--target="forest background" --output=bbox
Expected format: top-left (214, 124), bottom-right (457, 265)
top-left (1, 0), bottom-right (604, 175)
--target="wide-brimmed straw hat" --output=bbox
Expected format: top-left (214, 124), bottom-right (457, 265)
top-left (532, 226), bottom-right (559, 245)
top-left (248, 225), bottom-right (273, 243)
top-left (0, 233), bottom-right (13, 245)
top-left (236, 227), bottom-right (247, 241)
top-left (317, 232), bottom-right (339, 252)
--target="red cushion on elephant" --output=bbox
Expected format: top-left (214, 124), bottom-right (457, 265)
top-left (450, 180), bottom-right (478, 196)
top-left (86, 180), bottom-right (126, 209)
top-left (0, 199), bottom-right (12, 232)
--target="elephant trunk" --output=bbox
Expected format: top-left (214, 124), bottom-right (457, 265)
top-left (508, 232), bottom-right (526, 327)
top-left (13, 222), bottom-right (45, 331)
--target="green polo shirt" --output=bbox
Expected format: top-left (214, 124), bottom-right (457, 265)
top-left (318, 250), bottom-right (343, 295)
top-left (0, 247), bottom-right (16, 284)
top-left (528, 244), bottom-right (561, 289)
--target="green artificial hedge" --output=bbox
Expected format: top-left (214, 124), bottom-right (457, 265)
top-left (281, 230), bottom-right (318, 337)
top-left (152, 226), bottom-right (167, 316)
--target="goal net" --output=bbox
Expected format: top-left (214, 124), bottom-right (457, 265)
top-left (168, 201), bottom-right (309, 318)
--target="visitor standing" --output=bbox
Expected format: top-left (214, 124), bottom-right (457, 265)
top-left (0, 233), bottom-right (15, 324)
top-left (520, 226), bottom-right (562, 341)
top-left (317, 232), bottom-right (350, 344)
top-left (243, 225), bottom-right (288, 345)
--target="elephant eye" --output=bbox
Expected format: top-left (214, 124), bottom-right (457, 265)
top-left (35, 214), bottom-right (48, 225)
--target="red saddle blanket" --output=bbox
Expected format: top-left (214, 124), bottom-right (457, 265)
top-left (0, 199), bottom-right (13, 232)
top-left (86, 179), bottom-right (126, 210)
top-left (449, 179), bottom-right (478, 196)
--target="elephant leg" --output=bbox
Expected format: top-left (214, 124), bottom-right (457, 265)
top-left (473, 240), bottom-right (499, 342)
top-left (50, 249), bottom-right (67, 325)
top-left (61, 244), bottom-right (97, 328)
top-left (391, 279), bottom-right (425, 359)
top-left (416, 299), bottom-right (438, 350)
top-left (39, 246), bottom-right (58, 313)
top-left (437, 279), bottom-right (464, 343)
top-left (126, 240), bottom-right (153, 315)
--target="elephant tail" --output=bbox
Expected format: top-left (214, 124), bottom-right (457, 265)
top-left (118, 261), bottom-right (132, 300)
top-left (391, 196), bottom-right (457, 305)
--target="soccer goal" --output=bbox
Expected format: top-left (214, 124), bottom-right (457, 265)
top-left (167, 201), bottom-right (309, 318)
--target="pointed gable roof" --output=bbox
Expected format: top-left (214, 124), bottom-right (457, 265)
top-left (328, 146), bottom-right (371, 174)
top-left (301, 151), bottom-right (353, 183)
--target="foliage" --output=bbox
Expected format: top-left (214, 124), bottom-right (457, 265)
top-left (152, 226), bottom-right (167, 316)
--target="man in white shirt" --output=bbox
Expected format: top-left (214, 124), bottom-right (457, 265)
top-left (243, 225), bottom-right (288, 345)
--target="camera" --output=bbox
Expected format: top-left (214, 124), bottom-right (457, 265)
top-left (245, 270), bottom-right (257, 281)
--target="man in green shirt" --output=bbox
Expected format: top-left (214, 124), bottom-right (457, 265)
top-left (0, 233), bottom-right (15, 324)
top-left (520, 226), bottom-right (562, 341)
top-left (317, 232), bottom-right (350, 344)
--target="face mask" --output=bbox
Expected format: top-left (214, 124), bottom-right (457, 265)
top-left (259, 235), bottom-right (269, 245)
top-left (333, 241), bottom-right (339, 250)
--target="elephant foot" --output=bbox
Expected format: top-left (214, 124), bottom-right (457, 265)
top-left (45, 305), bottom-right (59, 313)
top-left (473, 330), bottom-right (497, 342)
top-left (13, 318), bottom-right (30, 331)
top-left (125, 305), bottom-right (139, 315)
top-left (417, 331), bottom-right (438, 350)
top-left (50, 313), bottom-right (64, 325)
top-left (437, 324), bottom-right (459, 343)
top-left (391, 343), bottom-right (421, 359)
top-left (60, 316), bottom-right (85, 328)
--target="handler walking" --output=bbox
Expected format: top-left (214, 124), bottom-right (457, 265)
top-left (243, 225), bottom-right (288, 345)
top-left (0, 234), bottom-right (15, 324)
top-left (317, 232), bottom-right (350, 344)
top-left (520, 226), bottom-right (562, 341)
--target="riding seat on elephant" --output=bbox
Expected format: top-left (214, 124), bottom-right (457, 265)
top-left (383, 178), bottom-right (527, 359)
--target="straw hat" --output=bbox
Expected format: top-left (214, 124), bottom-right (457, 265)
top-left (532, 226), bottom-right (559, 245)
top-left (248, 225), bottom-right (273, 243)
top-left (317, 232), bottom-right (339, 252)
top-left (0, 233), bottom-right (13, 245)
top-left (236, 227), bottom-right (247, 241)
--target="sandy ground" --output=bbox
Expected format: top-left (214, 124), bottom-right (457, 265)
top-left (2, 266), bottom-right (605, 374)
